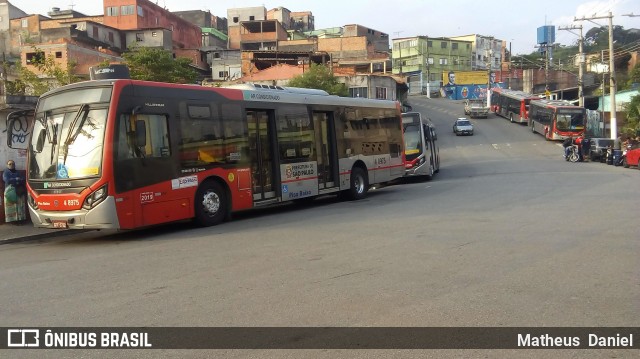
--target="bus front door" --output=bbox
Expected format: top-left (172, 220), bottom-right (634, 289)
top-left (313, 111), bottom-right (337, 190)
top-left (247, 109), bottom-right (277, 202)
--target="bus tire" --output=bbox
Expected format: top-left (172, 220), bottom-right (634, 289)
top-left (510, 114), bottom-right (514, 123)
top-left (347, 166), bottom-right (369, 200)
top-left (425, 161), bottom-right (434, 181)
top-left (194, 180), bottom-right (227, 227)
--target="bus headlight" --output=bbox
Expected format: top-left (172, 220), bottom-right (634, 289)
top-left (28, 193), bottom-right (38, 210)
top-left (83, 185), bottom-right (108, 210)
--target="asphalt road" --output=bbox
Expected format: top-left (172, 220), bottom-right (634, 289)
top-left (2, 96), bottom-right (638, 358)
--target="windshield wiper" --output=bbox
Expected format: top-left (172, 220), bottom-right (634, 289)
top-left (61, 104), bottom-right (89, 164)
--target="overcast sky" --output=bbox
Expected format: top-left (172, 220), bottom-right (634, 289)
top-left (14, 0), bottom-right (639, 55)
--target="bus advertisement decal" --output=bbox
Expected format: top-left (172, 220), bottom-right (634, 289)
top-left (283, 162), bottom-right (317, 181)
top-left (280, 162), bottom-right (319, 201)
top-left (171, 175), bottom-right (198, 190)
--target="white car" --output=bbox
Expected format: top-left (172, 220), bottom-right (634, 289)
top-left (453, 118), bottom-right (474, 136)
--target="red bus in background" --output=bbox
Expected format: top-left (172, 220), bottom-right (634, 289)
top-left (490, 88), bottom-right (541, 124)
top-left (528, 99), bottom-right (586, 140)
top-left (8, 80), bottom-right (405, 230)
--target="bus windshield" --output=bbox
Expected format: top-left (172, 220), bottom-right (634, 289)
top-left (29, 106), bottom-right (107, 180)
top-left (555, 109), bottom-right (584, 131)
top-left (403, 124), bottom-right (423, 160)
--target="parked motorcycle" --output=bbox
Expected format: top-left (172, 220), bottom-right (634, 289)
top-left (566, 145), bottom-right (580, 163)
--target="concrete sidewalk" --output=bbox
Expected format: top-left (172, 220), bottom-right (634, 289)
top-left (0, 221), bottom-right (77, 245)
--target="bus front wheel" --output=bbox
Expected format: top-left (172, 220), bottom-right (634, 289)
top-left (347, 167), bottom-right (369, 200)
top-left (194, 180), bottom-right (228, 227)
top-left (425, 161), bottom-right (434, 181)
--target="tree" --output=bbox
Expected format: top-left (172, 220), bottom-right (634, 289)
top-left (7, 46), bottom-right (81, 96)
top-left (287, 63), bottom-right (348, 96)
top-left (628, 63), bottom-right (640, 88)
top-left (623, 94), bottom-right (640, 136)
top-left (122, 46), bottom-right (197, 83)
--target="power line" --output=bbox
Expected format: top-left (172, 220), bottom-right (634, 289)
top-left (594, 43), bottom-right (640, 62)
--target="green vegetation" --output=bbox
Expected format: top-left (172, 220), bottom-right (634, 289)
top-left (287, 63), bottom-right (348, 96)
top-left (122, 46), bottom-right (197, 83)
top-left (624, 92), bottom-right (640, 136)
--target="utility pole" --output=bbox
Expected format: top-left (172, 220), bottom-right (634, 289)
top-left (575, 12), bottom-right (616, 139)
top-left (486, 37), bottom-right (493, 108)
top-left (535, 43), bottom-right (551, 97)
top-left (558, 25), bottom-right (584, 107)
top-left (545, 46), bottom-right (549, 96)
top-left (601, 50), bottom-right (606, 137)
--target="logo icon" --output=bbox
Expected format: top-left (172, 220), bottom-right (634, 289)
top-left (7, 329), bottom-right (40, 347)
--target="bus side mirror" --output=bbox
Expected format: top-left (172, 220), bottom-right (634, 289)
top-left (135, 120), bottom-right (146, 147)
top-left (35, 129), bottom-right (46, 153)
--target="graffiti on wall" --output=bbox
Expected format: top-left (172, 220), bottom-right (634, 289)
top-left (6, 110), bottom-right (34, 150)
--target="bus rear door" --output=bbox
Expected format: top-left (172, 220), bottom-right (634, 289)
top-left (247, 109), bottom-right (277, 203)
top-left (313, 111), bottom-right (338, 191)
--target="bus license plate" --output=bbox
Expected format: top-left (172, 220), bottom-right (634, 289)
top-left (52, 221), bottom-right (68, 229)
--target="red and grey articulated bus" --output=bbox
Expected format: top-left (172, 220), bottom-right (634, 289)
top-left (528, 99), bottom-right (586, 140)
top-left (9, 80), bottom-right (405, 230)
top-left (490, 88), bottom-right (541, 124)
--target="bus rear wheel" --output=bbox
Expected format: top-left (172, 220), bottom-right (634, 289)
top-left (347, 166), bottom-right (369, 200)
top-left (194, 180), bottom-right (227, 227)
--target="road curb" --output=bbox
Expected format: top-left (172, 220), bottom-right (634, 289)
top-left (0, 230), bottom-right (86, 245)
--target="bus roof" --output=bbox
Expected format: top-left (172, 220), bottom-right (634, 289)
top-left (41, 79), bottom-right (399, 110)
top-left (498, 89), bottom-right (541, 100)
top-left (530, 98), bottom-right (584, 109)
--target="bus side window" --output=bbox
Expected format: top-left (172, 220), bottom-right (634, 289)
top-left (277, 105), bottom-right (314, 162)
top-left (179, 104), bottom-right (222, 166)
top-left (221, 104), bottom-right (248, 165)
top-left (116, 115), bottom-right (135, 160)
top-left (117, 114), bottom-right (170, 159)
top-left (140, 114), bottom-right (170, 157)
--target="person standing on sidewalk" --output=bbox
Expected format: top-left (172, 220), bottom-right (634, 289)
top-left (3, 160), bottom-right (27, 224)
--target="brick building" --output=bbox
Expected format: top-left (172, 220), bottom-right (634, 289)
top-left (103, 0), bottom-right (202, 50)
top-left (12, 13), bottom-right (122, 78)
